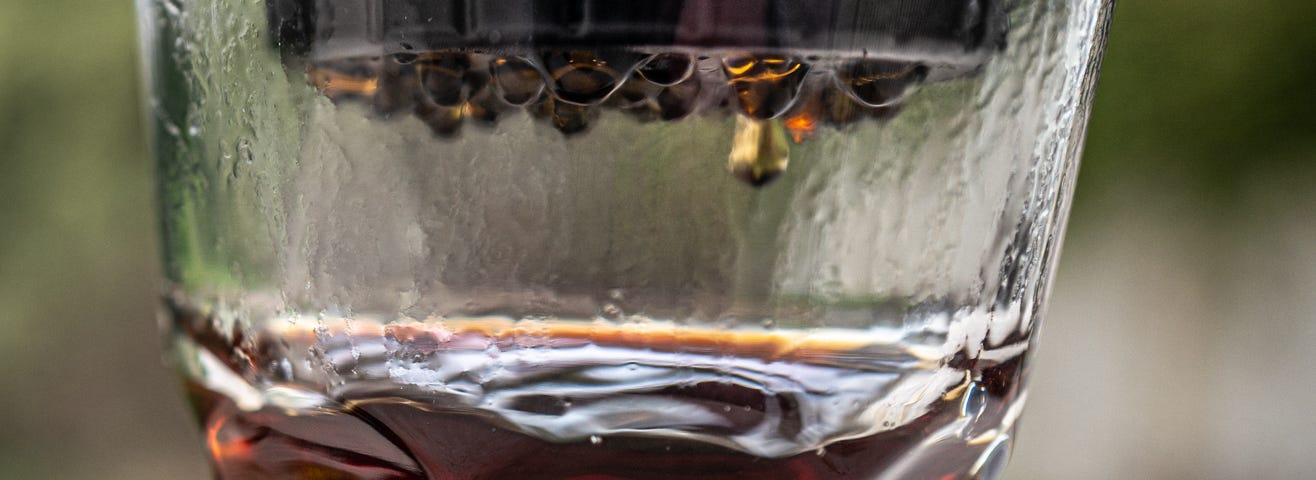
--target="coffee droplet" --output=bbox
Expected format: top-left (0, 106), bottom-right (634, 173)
top-left (728, 115), bottom-right (790, 187)
top-left (416, 102), bottom-right (463, 137)
top-left (372, 61), bottom-right (418, 118)
top-left (822, 86), bottom-right (864, 127)
top-left (781, 79), bottom-right (824, 143)
top-left (490, 57), bottom-right (545, 106)
top-left (838, 60), bottom-right (925, 107)
top-left (417, 53), bottom-right (471, 107)
top-left (656, 76), bottom-right (701, 121)
top-left (637, 53), bottom-right (694, 86)
top-left (463, 69), bottom-right (505, 125)
top-left (610, 71), bottom-right (659, 108)
top-left (723, 54), bottom-right (810, 120)
top-left (540, 50), bottom-right (645, 105)
top-left (549, 98), bottom-right (595, 136)
top-left (307, 60), bottom-right (379, 100)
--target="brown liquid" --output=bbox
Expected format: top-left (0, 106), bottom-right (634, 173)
top-left (170, 297), bottom-right (1025, 479)
top-left (194, 359), bottom-right (1019, 480)
top-left (182, 347), bottom-right (1015, 476)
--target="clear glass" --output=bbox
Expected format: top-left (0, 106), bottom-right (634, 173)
top-left (138, 0), bottom-right (1111, 478)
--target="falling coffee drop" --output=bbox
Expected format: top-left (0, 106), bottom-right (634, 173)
top-left (727, 115), bottom-right (790, 187)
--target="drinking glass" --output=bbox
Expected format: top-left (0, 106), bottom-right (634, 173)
top-left (138, 0), bottom-right (1112, 478)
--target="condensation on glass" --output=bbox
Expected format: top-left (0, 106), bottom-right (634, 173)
top-left (139, 0), bottom-right (1111, 478)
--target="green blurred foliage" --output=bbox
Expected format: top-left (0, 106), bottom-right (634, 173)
top-left (1077, 0), bottom-right (1316, 219)
top-left (0, 0), bottom-right (1313, 478)
top-left (0, 1), bottom-right (203, 478)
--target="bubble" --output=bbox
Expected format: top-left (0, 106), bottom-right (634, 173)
top-left (589, 435), bottom-right (603, 445)
top-left (489, 56), bottom-right (544, 106)
top-left (722, 54), bottom-right (810, 119)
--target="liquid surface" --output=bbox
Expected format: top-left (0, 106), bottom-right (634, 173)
top-left (170, 292), bottom-right (1028, 479)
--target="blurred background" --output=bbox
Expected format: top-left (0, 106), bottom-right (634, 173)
top-left (1, 1), bottom-right (1314, 478)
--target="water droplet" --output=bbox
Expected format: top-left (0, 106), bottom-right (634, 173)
top-left (961, 382), bottom-right (988, 419)
top-left (837, 60), bottom-right (925, 107)
top-left (727, 115), bottom-right (790, 187)
top-left (236, 139), bottom-right (254, 164)
top-left (637, 53), bottom-right (694, 86)
top-left (490, 57), bottom-right (544, 106)
top-left (972, 435), bottom-right (1012, 479)
top-left (723, 54), bottom-right (810, 119)
top-left (589, 435), bottom-right (603, 445)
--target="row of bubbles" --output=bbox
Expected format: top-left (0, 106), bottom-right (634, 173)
top-left (304, 50), bottom-right (926, 185)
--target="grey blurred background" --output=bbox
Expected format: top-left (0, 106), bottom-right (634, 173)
top-left (1, 1), bottom-right (1314, 478)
